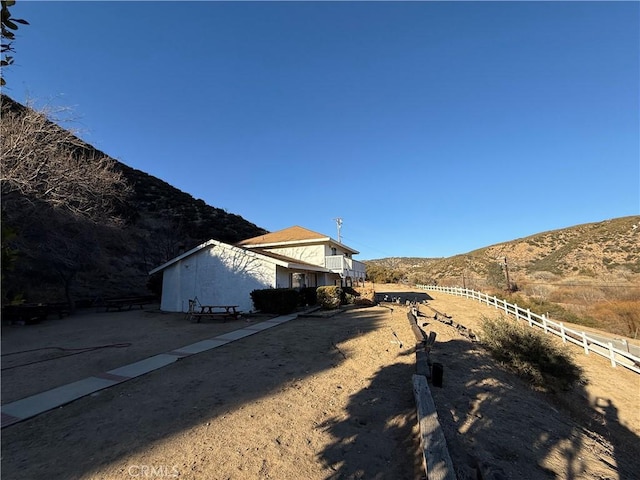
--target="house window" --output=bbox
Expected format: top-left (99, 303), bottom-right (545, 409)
top-left (331, 247), bottom-right (337, 256)
top-left (292, 273), bottom-right (306, 289)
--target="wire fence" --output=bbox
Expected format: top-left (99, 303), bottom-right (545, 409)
top-left (416, 285), bottom-right (640, 375)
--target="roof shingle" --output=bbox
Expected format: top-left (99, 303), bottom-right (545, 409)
top-left (237, 226), bottom-right (329, 246)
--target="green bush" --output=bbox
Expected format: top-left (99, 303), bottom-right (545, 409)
top-left (479, 315), bottom-right (583, 392)
top-left (250, 288), bottom-right (299, 314)
top-left (298, 287), bottom-right (318, 307)
top-left (317, 286), bottom-right (342, 309)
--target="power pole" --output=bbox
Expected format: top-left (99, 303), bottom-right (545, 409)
top-left (334, 217), bottom-right (343, 243)
top-left (503, 257), bottom-right (511, 291)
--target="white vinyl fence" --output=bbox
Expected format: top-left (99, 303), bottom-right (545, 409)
top-left (416, 285), bottom-right (640, 375)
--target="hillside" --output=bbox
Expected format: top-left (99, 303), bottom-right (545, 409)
top-left (1, 94), bottom-right (267, 304)
top-left (365, 216), bottom-right (640, 336)
top-left (366, 216), bottom-right (640, 285)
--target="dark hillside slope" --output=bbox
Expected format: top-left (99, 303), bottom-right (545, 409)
top-left (1, 94), bottom-right (267, 304)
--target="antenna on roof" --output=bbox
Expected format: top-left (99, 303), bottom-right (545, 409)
top-left (334, 217), bottom-right (343, 243)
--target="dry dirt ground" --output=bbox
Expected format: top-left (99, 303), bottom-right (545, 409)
top-left (1, 285), bottom-right (639, 480)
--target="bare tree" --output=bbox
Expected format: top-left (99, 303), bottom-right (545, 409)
top-left (1, 95), bottom-right (132, 306)
top-left (1, 94), bottom-right (131, 224)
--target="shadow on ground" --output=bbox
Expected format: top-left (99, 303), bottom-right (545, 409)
top-left (1, 306), bottom-right (416, 479)
top-left (4, 291), bottom-right (636, 479)
top-left (375, 291), bottom-right (433, 305)
top-left (0, 306), bottom-right (272, 403)
top-left (426, 336), bottom-right (640, 479)
top-left (318, 357), bottom-right (423, 479)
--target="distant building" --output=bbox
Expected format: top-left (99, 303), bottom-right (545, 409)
top-left (149, 226), bottom-right (366, 313)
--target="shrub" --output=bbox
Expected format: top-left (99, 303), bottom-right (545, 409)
top-left (353, 284), bottom-right (376, 306)
top-left (341, 286), bottom-right (361, 305)
top-left (317, 286), bottom-right (342, 309)
top-left (298, 287), bottom-right (318, 307)
top-left (250, 288), bottom-right (299, 314)
top-left (479, 315), bottom-right (583, 392)
top-left (587, 300), bottom-right (640, 338)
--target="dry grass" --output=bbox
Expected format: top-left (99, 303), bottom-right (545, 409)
top-left (542, 283), bottom-right (640, 337)
top-left (587, 300), bottom-right (640, 338)
top-left (353, 284), bottom-right (376, 305)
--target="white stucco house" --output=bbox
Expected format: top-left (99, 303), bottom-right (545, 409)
top-left (149, 226), bottom-right (367, 313)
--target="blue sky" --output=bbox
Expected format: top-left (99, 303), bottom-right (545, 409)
top-left (4, 1), bottom-right (639, 260)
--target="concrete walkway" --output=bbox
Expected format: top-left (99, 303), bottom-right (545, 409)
top-left (1, 312), bottom-right (301, 428)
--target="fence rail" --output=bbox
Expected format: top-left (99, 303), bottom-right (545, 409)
top-left (416, 285), bottom-right (640, 375)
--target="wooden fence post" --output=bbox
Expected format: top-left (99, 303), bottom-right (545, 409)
top-left (542, 315), bottom-right (548, 334)
top-left (527, 309), bottom-right (533, 327)
top-left (514, 304), bottom-right (519, 322)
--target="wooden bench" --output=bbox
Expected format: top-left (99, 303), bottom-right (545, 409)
top-left (46, 302), bottom-right (71, 319)
top-left (2, 304), bottom-right (49, 325)
top-left (102, 296), bottom-right (156, 312)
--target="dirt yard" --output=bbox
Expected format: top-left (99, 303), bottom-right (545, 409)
top-left (1, 285), bottom-right (639, 479)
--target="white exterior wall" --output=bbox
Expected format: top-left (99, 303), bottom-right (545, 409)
top-left (159, 244), bottom-right (277, 313)
top-left (318, 272), bottom-right (338, 286)
top-left (267, 244), bottom-right (326, 267)
top-left (257, 243), bottom-right (356, 269)
top-left (275, 267), bottom-right (291, 288)
top-left (322, 244), bottom-right (352, 257)
top-left (264, 244), bottom-right (349, 286)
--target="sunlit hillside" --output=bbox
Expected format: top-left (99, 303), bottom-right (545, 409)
top-left (365, 216), bottom-right (640, 337)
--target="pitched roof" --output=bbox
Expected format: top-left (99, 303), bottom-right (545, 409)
top-left (149, 238), bottom-right (333, 275)
top-left (149, 239), bottom-right (224, 275)
top-left (237, 226), bottom-right (329, 246)
top-left (238, 225), bottom-right (359, 254)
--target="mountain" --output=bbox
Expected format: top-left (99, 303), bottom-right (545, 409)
top-left (365, 216), bottom-right (640, 287)
top-left (365, 216), bottom-right (640, 337)
top-left (1, 95), bottom-right (267, 304)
